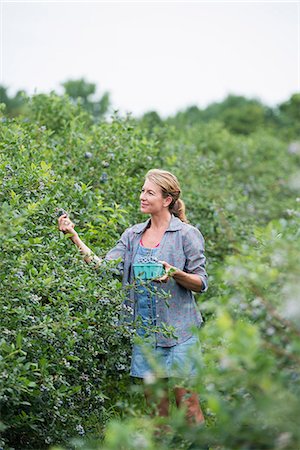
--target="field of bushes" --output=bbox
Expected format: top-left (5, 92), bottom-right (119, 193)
top-left (0, 88), bottom-right (300, 450)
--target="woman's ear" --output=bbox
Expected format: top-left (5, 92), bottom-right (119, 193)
top-left (164, 195), bottom-right (173, 208)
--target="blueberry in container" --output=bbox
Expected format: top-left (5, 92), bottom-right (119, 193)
top-left (133, 263), bottom-right (165, 280)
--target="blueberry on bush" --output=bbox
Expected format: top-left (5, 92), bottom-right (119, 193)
top-left (100, 172), bottom-right (108, 183)
top-left (56, 208), bottom-right (69, 218)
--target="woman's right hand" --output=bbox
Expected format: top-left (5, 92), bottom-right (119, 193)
top-left (58, 214), bottom-right (78, 238)
top-left (57, 214), bottom-right (96, 263)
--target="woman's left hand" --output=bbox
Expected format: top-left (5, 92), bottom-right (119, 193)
top-left (154, 260), bottom-right (177, 283)
top-left (155, 261), bottom-right (204, 292)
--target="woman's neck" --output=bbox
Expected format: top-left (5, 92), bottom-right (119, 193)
top-left (149, 211), bottom-right (172, 230)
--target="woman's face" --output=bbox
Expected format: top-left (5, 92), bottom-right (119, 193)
top-left (140, 178), bottom-right (171, 215)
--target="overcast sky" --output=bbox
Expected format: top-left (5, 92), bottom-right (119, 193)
top-left (1, 1), bottom-right (299, 117)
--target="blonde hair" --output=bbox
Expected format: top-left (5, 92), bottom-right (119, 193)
top-left (145, 169), bottom-right (188, 223)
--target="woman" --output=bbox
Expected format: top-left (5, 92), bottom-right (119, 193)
top-left (58, 169), bottom-right (208, 424)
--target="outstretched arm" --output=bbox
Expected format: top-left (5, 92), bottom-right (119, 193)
top-left (58, 214), bottom-right (102, 268)
top-left (69, 234), bottom-right (102, 267)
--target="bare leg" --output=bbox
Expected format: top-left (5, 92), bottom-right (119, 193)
top-left (174, 387), bottom-right (205, 425)
top-left (144, 381), bottom-right (170, 417)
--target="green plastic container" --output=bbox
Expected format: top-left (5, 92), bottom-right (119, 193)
top-left (133, 263), bottom-right (165, 280)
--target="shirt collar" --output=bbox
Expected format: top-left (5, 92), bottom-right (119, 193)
top-left (133, 214), bottom-right (184, 234)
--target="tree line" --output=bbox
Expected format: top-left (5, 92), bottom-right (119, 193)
top-left (1, 78), bottom-right (299, 139)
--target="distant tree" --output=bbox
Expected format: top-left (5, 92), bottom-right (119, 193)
top-left (168, 95), bottom-right (272, 135)
top-left (221, 102), bottom-right (265, 134)
top-left (0, 86), bottom-right (9, 104)
top-left (171, 105), bottom-right (204, 127)
top-left (279, 93), bottom-right (300, 120)
top-left (277, 93), bottom-right (300, 138)
top-left (140, 111), bottom-right (163, 132)
top-left (96, 91), bottom-right (110, 118)
top-left (184, 105), bottom-right (203, 123)
top-left (62, 79), bottom-right (96, 103)
top-left (61, 78), bottom-right (110, 120)
top-left (0, 86), bottom-right (27, 117)
top-left (203, 95), bottom-right (267, 135)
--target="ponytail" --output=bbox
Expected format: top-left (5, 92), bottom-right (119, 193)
top-left (170, 198), bottom-right (188, 223)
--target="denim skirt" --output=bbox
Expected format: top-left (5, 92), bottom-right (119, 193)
top-left (130, 334), bottom-right (200, 379)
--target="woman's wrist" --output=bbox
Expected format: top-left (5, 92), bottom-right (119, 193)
top-left (69, 234), bottom-right (93, 258)
top-left (69, 232), bottom-right (80, 244)
top-left (172, 267), bottom-right (183, 279)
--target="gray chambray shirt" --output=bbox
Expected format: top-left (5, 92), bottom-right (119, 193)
top-left (105, 214), bottom-right (208, 347)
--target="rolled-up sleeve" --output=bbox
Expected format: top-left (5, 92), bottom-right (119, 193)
top-left (183, 226), bottom-right (208, 293)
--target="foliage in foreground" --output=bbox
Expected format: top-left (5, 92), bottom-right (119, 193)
top-left (0, 93), bottom-right (300, 449)
top-left (49, 215), bottom-right (300, 450)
